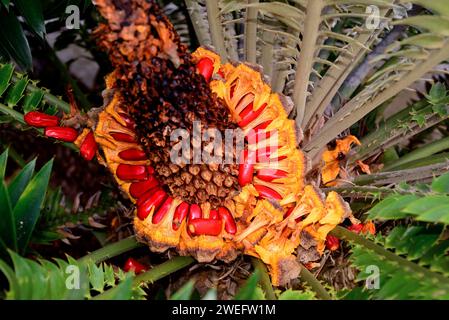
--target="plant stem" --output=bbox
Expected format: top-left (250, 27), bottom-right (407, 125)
top-left (0, 102), bottom-right (26, 123)
top-left (322, 185), bottom-right (423, 199)
top-left (132, 256), bottom-right (194, 286)
top-left (250, 257), bottom-right (276, 300)
top-left (299, 265), bottom-right (332, 300)
top-left (383, 152), bottom-right (449, 171)
top-left (11, 74), bottom-right (71, 114)
top-left (0, 103), bottom-right (77, 151)
top-left (93, 256), bottom-right (195, 300)
top-left (185, 0), bottom-right (212, 47)
top-left (205, 0), bottom-right (228, 62)
top-left (78, 236), bottom-right (143, 265)
top-left (330, 226), bottom-right (449, 285)
top-left (260, 30), bottom-right (274, 80)
top-left (303, 10), bottom-right (389, 129)
top-left (353, 161), bottom-right (449, 186)
top-left (348, 100), bottom-right (430, 164)
top-left (383, 136), bottom-right (449, 171)
top-left (244, 0), bottom-right (258, 64)
top-left (293, 0), bottom-right (324, 125)
top-left (327, 25), bottom-right (406, 118)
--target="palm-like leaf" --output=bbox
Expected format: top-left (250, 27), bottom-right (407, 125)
top-left (186, 0), bottom-right (449, 165)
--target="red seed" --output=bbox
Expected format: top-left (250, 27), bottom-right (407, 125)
top-left (173, 202), bottom-right (189, 230)
top-left (136, 185), bottom-right (161, 206)
top-left (209, 209), bottom-right (219, 220)
top-left (218, 207), bottom-right (236, 235)
top-left (254, 185), bottom-right (282, 200)
top-left (24, 111), bottom-right (59, 127)
top-left (245, 121), bottom-right (272, 143)
top-left (283, 207), bottom-right (302, 222)
top-left (129, 176), bottom-right (159, 199)
top-left (119, 112), bottom-right (135, 129)
top-left (118, 148), bottom-right (147, 161)
top-left (44, 127), bottom-right (78, 142)
top-left (136, 184), bottom-right (161, 206)
top-left (137, 189), bottom-right (167, 220)
top-left (147, 166), bottom-right (155, 175)
top-left (197, 57), bottom-right (214, 81)
top-left (79, 131), bottom-right (97, 161)
top-left (230, 85), bottom-right (236, 98)
top-left (123, 258), bottom-right (147, 274)
top-left (188, 204), bottom-right (202, 220)
top-left (284, 207), bottom-right (294, 219)
top-left (256, 169), bottom-right (288, 182)
top-left (347, 223), bottom-right (364, 234)
top-left (110, 132), bottom-right (136, 143)
top-left (116, 164), bottom-right (147, 181)
top-left (238, 149), bottom-right (256, 187)
top-left (325, 235), bottom-right (340, 251)
top-left (188, 219), bottom-right (222, 236)
top-left (238, 103), bottom-right (267, 127)
top-left (152, 197), bottom-right (173, 224)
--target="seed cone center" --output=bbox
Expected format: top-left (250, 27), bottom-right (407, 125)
top-left (94, 0), bottom-right (241, 207)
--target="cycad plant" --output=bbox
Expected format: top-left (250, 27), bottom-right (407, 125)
top-left (1, 0), bottom-right (449, 299)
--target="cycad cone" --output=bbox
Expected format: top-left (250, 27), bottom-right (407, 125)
top-left (94, 47), bottom-right (352, 286)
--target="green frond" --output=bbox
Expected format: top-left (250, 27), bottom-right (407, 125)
top-left (0, 251), bottom-right (145, 300)
top-left (34, 187), bottom-right (114, 244)
top-left (347, 244), bottom-right (449, 299)
top-left (333, 225), bottom-right (449, 300)
top-left (0, 151), bottom-right (54, 256)
top-left (0, 63), bottom-right (69, 114)
top-left (366, 172), bottom-right (449, 223)
top-left (349, 83), bottom-right (449, 164)
top-left (305, 2), bottom-right (449, 158)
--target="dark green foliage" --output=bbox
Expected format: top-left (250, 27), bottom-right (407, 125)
top-left (354, 83), bottom-right (449, 165)
top-left (346, 233), bottom-right (449, 300)
top-left (14, 0), bottom-right (46, 38)
top-left (0, 250), bottom-right (145, 300)
top-left (234, 270), bottom-right (265, 300)
top-left (37, 187), bottom-right (112, 243)
top-left (0, 5), bottom-right (32, 70)
top-left (367, 172), bottom-right (449, 223)
top-left (0, 63), bottom-right (67, 115)
top-left (277, 289), bottom-right (315, 300)
top-left (170, 280), bottom-right (196, 300)
top-left (0, 0), bottom-right (92, 70)
top-left (341, 172), bottom-right (449, 300)
top-left (348, 245), bottom-right (449, 299)
top-left (0, 149), bottom-right (53, 256)
top-left (166, 271), bottom-right (316, 300)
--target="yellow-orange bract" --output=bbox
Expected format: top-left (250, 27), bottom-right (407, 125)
top-left (321, 135), bottom-right (361, 186)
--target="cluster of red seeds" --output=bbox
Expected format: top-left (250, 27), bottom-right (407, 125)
top-left (23, 60), bottom-right (241, 239)
top-left (119, 159), bottom-right (237, 237)
top-left (24, 111), bottom-right (97, 160)
top-left (198, 57), bottom-right (289, 202)
top-left (23, 58), bottom-right (293, 240)
top-left (325, 222), bottom-right (376, 252)
top-left (97, 59), bottom-right (238, 237)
